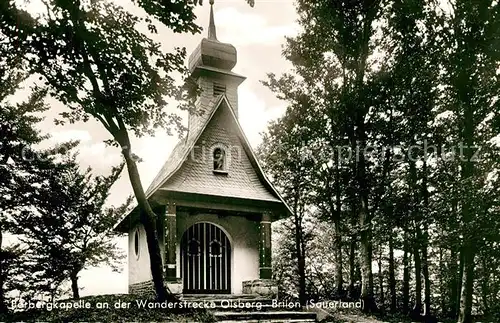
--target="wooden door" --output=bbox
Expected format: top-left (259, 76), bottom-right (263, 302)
top-left (181, 222), bottom-right (231, 294)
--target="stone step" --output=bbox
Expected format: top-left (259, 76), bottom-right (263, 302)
top-left (214, 310), bottom-right (317, 322)
top-left (182, 293), bottom-right (268, 300)
top-left (218, 320), bottom-right (316, 323)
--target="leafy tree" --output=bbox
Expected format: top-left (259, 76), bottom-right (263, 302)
top-left (10, 155), bottom-right (130, 299)
top-left (437, 2), bottom-right (500, 321)
top-left (258, 102), bottom-right (317, 305)
top-left (378, 1), bottom-right (441, 318)
top-left (261, 1), bottom-right (499, 322)
top-left (264, 0), bottom-right (389, 312)
top-left (0, 244), bottom-right (25, 309)
top-left (0, 53), bottom-right (125, 303)
top-left (0, 59), bottom-right (51, 311)
top-left (0, 0), bottom-right (255, 301)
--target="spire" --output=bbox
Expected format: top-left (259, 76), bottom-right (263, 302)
top-left (188, 0), bottom-right (238, 73)
top-left (208, 0), bottom-right (217, 40)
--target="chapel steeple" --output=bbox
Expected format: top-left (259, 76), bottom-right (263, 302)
top-left (207, 0), bottom-right (217, 40)
top-left (187, 0), bottom-right (245, 132)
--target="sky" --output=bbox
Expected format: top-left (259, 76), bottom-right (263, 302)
top-left (10, 1), bottom-right (299, 297)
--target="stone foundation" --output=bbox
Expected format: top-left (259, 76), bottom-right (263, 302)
top-left (129, 279), bottom-right (183, 296)
top-left (166, 278), bottom-right (183, 294)
top-left (242, 279), bottom-right (278, 298)
top-left (129, 280), bottom-right (155, 297)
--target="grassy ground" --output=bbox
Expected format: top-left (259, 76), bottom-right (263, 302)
top-left (312, 307), bottom-right (459, 323)
top-left (319, 310), bottom-right (485, 323)
top-left (1, 294), bottom-right (216, 322)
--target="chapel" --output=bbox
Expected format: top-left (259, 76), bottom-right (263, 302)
top-left (114, 2), bottom-right (291, 296)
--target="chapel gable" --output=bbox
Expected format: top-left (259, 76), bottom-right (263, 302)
top-left (159, 101), bottom-right (280, 203)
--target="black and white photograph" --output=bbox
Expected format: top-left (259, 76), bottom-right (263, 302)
top-left (0, 0), bottom-right (499, 322)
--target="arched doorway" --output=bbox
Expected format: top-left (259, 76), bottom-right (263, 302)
top-left (181, 222), bottom-right (231, 294)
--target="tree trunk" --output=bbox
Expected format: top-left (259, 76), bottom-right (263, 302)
top-left (0, 225), bottom-right (6, 313)
top-left (403, 229), bottom-right (410, 314)
top-left (412, 229), bottom-right (423, 317)
top-left (480, 256), bottom-right (490, 316)
top-left (356, 135), bottom-right (376, 312)
top-left (70, 271), bottom-right (80, 299)
top-left (120, 140), bottom-right (169, 302)
top-left (352, 3), bottom-right (379, 310)
top-left (388, 234), bottom-right (396, 313)
top-left (457, 38), bottom-right (477, 322)
top-left (458, 154), bottom-right (476, 323)
top-left (409, 160), bottom-right (421, 318)
top-left (334, 220), bottom-right (343, 297)
top-left (458, 242), bottom-right (475, 323)
top-left (449, 237), bottom-right (459, 318)
top-left (456, 246), bottom-right (465, 318)
top-left (378, 248), bottom-right (384, 311)
top-left (348, 184), bottom-right (357, 300)
top-left (293, 198), bottom-right (306, 306)
top-left (359, 216), bottom-right (376, 312)
top-left (334, 154), bottom-right (343, 297)
top-left (421, 161), bottom-right (431, 317)
top-left (348, 235), bottom-right (357, 299)
top-left (421, 227), bottom-right (431, 317)
top-left (439, 246), bottom-right (446, 317)
top-left (296, 220), bottom-right (306, 306)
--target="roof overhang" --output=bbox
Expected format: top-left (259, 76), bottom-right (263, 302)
top-left (190, 65), bottom-right (246, 86)
top-left (113, 190), bottom-right (289, 233)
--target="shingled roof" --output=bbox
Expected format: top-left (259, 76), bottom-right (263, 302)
top-left (144, 95), bottom-right (224, 198)
top-left (113, 95), bottom-right (292, 232)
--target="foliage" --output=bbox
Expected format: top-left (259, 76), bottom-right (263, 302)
top-left (258, 101), bottom-right (318, 305)
top-left (0, 64), bottom-right (57, 311)
top-left (261, 0), bottom-right (500, 321)
top-left (0, 0), bottom-right (257, 301)
top-left (0, 72), bottom-right (49, 219)
top-left (0, 244), bottom-right (25, 306)
top-left (9, 153), bottom-right (130, 300)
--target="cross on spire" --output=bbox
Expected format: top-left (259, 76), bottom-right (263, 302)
top-left (208, 0), bottom-right (217, 40)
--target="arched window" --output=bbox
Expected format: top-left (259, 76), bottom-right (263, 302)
top-left (134, 229), bottom-right (140, 258)
top-left (213, 147), bottom-right (226, 171)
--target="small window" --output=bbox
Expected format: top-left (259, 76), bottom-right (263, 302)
top-left (134, 229), bottom-right (140, 258)
top-left (213, 82), bottom-right (226, 96)
top-left (210, 240), bottom-right (222, 257)
top-left (213, 147), bottom-right (227, 172)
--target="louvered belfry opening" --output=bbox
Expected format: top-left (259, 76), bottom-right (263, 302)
top-left (181, 222), bottom-right (231, 294)
top-left (213, 82), bottom-right (226, 96)
top-left (185, 0), bottom-right (245, 132)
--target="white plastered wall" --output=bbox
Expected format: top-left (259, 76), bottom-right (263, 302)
top-left (128, 213), bottom-right (260, 295)
top-left (128, 223), bottom-right (165, 285)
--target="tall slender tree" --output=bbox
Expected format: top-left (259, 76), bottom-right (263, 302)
top-left (265, 0), bottom-right (387, 311)
top-left (0, 0), bottom-right (255, 301)
top-left (438, 2), bottom-right (500, 321)
top-left (263, 1), bottom-right (499, 322)
top-left (258, 94), bottom-right (317, 305)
